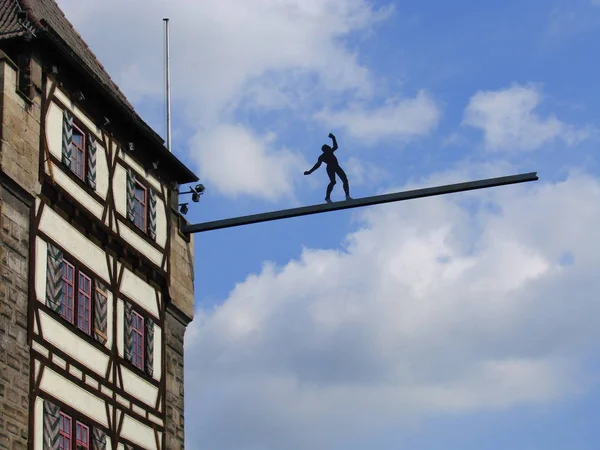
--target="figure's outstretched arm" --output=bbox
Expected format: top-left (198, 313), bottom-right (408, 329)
top-left (304, 160), bottom-right (322, 175)
top-left (329, 133), bottom-right (338, 151)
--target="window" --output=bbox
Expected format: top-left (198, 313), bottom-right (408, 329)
top-left (57, 412), bottom-right (91, 450)
top-left (61, 262), bottom-right (75, 323)
top-left (59, 413), bottom-right (72, 450)
top-left (77, 273), bottom-right (92, 334)
top-left (61, 262), bottom-right (92, 335)
top-left (131, 311), bottom-right (144, 370)
top-left (71, 125), bottom-right (86, 180)
top-left (76, 422), bottom-right (90, 450)
top-left (133, 182), bottom-right (147, 232)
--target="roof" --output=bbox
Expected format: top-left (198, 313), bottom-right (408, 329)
top-left (0, 0), bottom-right (198, 183)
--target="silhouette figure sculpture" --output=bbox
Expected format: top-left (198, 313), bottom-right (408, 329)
top-left (304, 133), bottom-right (352, 203)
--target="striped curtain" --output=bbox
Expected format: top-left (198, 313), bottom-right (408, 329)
top-left (45, 244), bottom-right (63, 313)
top-left (61, 109), bottom-right (73, 167)
top-left (126, 168), bottom-right (136, 222)
top-left (43, 400), bottom-right (60, 450)
top-left (87, 135), bottom-right (97, 189)
top-left (124, 302), bottom-right (133, 362)
top-left (148, 188), bottom-right (157, 240)
top-left (93, 281), bottom-right (108, 345)
top-left (145, 320), bottom-right (154, 376)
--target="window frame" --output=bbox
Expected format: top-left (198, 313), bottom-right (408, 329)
top-left (77, 272), bottom-right (92, 335)
top-left (131, 310), bottom-right (145, 370)
top-left (133, 181), bottom-right (147, 233)
top-left (71, 123), bottom-right (86, 181)
top-left (56, 411), bottom-right (93, 450)
top-left (60, 258), bottom-right (94, 336)
top-left (59, 412), bottom-right (72, 450)
top-left (61, 261), bottom-right (75, 323)
top-left (76, 421), bottom-right (90, 450)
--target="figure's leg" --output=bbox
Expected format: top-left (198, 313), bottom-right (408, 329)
top-left (336, 167), bottom-right (351, 199)
top-left (326, 167), bottom-right (336, 202)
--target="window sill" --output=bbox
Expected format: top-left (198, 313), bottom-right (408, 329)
top-left (46, 154), bottom-right (104, 204)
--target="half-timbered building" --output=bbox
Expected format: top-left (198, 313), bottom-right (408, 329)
top-left (0, 1), bottom-right (197, 449)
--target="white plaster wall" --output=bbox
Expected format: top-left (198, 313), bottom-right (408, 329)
top-left (86, 377), bottom-right (99, 391)
top-left (120, 153), bottom-right (162, 192)
top-left (121, 365), bottom-right (159, 407)
top-left (101, 385), bottom-right (112, 397)
top-left (117, 299), bottom-right (124, 358)
top-left (39, 311), bottom-right (109, 377)
top-left (35, 236), bottom-right (113, 348)
top-left (118, 221), bottom-right (163, 267)
top-left (70, 365), bottom-right (83, 379)
top-left (95, 139), bottom-right (110, 199)
top-left (52, 166), bottom-right (104, 218)
top-left (39, 368), bottom-right (108, 427)
top-left (120, 268), bottom-right (160, 319)
top-left (34, 237), bottom-right (47, 304)
top-left (105, 291), bottom-right (114, 349)
top-left (120, 414), bottom-right (158, 450)
top-left (39, 206), bottom-right (110, 282)
top-left (46, 101), bottom-right (109, 202)
top-left (46, 102), bottom-right (63, 160)
top-left (34, 398), bottom-right (43, 450)
top-left (153, 326), bottom-right (162, 381)
top-left (32, 342), bottom-right (49, 361)
top-left (148, 412), bottom-right (163, 427)
top-left (113, 164), bottom-right (127, 217)
top-left (53, 88), bottom-right (103, 141)
top-left (46, 79), bottom-right (54, 96)
top-left (114, 162), bottom-right (167, 250)
top-left (155, 196), bottom-right (167, 248)
top-left (34, 358), bottom-right (43, 377)
top-left (111, 141), bottom-right (119, 164)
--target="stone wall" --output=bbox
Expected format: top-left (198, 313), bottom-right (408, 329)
top-left (0, 52), bottom-right (42, 197)
top-left (0, 53), bottom-right (42, 449)
top-left (0, 185), bottom-right (32, 450)
top-left (165, 192), bottom-right (195, 449)
top-left (169, 192), bottom-right (195, 319)
top-left (164, 307), bottom-right (187, 450)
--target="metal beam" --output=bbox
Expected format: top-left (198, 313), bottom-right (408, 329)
top-left (182, 172), bottom-right (538, 234)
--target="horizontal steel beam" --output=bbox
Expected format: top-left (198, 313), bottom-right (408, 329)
top-left (182, 172), bottom-right (538, 234)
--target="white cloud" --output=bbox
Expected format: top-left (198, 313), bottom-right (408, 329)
top-left (463, 84), bottom-right (590, 152)
top-left (185, 171), bottom-right (600, 449)
top-left (190, 124), bottom-right (306, 201)
top-left (343, 156), bottom-right (389, 187)
top-left (316, 90), bottom-right (441, 144)
top-left (56, 0), bottom-right (391, 124)
top-left (55, 0), bottom-right (439, 200)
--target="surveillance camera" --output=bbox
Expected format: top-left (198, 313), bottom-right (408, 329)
top-left (194, 184), bottom-right (205, 194)
top-left (179, 203), bottom-right (189, 215)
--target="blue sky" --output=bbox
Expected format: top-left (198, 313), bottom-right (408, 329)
top-left (60, 0), bottom-right (600, 448)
